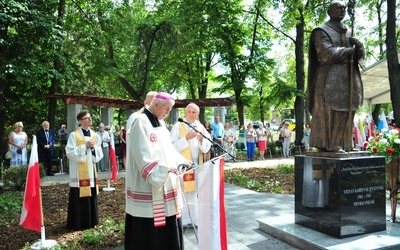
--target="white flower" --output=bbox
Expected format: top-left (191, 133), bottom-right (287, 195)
top-left (380, 138), bottom-right (388, 145)
top-left (368, 136), bottom-right (374, 142)
top-left (395, 139), bottom-right (400, 144)
top-left (391, 129), bottom-right (399, 135)
top-left (381, 128), bottom-right (389, 132)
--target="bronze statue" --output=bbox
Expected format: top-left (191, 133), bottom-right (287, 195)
top-left (307, 1), bottom-right (364, 152)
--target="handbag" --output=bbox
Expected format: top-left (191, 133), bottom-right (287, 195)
top-left (5, 150), bottom-right (12, 159)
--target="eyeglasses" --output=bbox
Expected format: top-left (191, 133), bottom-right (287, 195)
top-left (81, 117), bottom-right (92, 121)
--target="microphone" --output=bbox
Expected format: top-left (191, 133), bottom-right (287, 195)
top-left (178, 117), bottom-right (190, 126)
top-left (177, 118), bottom-right (236, 161)
top-left (178, 117), bottom-right (198, 128)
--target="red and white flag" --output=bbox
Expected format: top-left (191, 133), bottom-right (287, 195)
top-left (20, 136), bottom-right (42, 232)
top-left (197, 157), bottom-right (228, 250)
top-left (367, 115), bottom-right (374, 138)
top-left (109, 130), bottom-right (118, 181)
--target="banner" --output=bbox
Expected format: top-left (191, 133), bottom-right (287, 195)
top-left (20, 136), bottom-right (42, 232)
top-left (196, 157), bottom-right (228, 250)
top-left (376, 111), bottom-right (388, 131)
top-left (109, 130), bottom-right (118, 181)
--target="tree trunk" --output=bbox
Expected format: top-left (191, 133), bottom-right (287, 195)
top-left (386, 0), bottom-right (400, 127)
top-left (387, 158), bottom-right (399, 222)
top-left (294, 16), bottom-right (305, 142)
top-left (371, 104), bottom-right (381, 126)
top-left (48, 0), bottom-right (66, 130)
top-left (0, 84), bottom-right (6, 158)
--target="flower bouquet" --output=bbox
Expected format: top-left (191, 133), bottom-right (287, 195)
top-left (366, 127), bottom-right (400, 222)
top-left (366, 128), bottom-right (400, 164)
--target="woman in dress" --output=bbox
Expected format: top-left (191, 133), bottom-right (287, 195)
top-left (238, 124), bottom-right (246, 146)
top-left (97, 123), bottom-right (110, 172)
top-left (256, 122), bottom-right (267, 160)
top-left (303, 123), bottom-right (311, 150)
top-left (203, 120), bottom-right (212, 161)
top-left (120, 120), bottom-right (127, 170)
top-left (223, 123), bottom-right (235, 161)
top-left (280, 121), bottom-right (292, 158)
top-left (8, 121), bottom-right (28, 166)
top-left (245, 123), bottom-right (257, 161)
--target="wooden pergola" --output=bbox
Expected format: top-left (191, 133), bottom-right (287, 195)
top-left (44, 93), bottom-right (234, 109)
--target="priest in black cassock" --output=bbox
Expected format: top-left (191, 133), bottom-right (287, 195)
top-left (65, 110), bottom-right (103, 230)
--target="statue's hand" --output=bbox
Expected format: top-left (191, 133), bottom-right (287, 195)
top-left (345, 47), bottom-right (355, 56)
top-left (349, 37), bottom-right (363, 49)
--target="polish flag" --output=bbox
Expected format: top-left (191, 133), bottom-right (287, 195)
top-left (197, 157), bottom-right (228, 250)
top-left (20, 136), bottom-right (42, 232)
top-left (367, 115), bottom-right (374, 138)
top-left (109, 130), bottom-right (118, 181)
top-left (354, 125), bottom-right (361, 147)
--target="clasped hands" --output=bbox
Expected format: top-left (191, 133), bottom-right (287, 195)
top-left (186, 130), bottom-right (203, 143)
top-left (86, 139), bottom-right (95, 149)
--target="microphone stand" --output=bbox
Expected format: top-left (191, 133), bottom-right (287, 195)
top-left (178, 118), bottom-right (236, 162)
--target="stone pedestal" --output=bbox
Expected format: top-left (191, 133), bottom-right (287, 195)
top-left (295, 155), bottom-right (386, 238)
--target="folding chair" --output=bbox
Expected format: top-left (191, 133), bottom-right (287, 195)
top-left (52, 148), bottom-right (64, 175)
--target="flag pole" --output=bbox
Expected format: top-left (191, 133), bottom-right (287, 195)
top-left (103, 160), bottom-right (115, 191)
top-left (347, 0), bottom-right (356, 152)
top-left (22, 136), bottom-right (57, 249)
top-left (103, 125), bottom-right (115, 191)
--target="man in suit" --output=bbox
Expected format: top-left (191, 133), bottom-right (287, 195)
top-left (36, 121), bottom-right (55, 176)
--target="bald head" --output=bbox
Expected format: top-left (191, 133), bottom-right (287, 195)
top-left (185, 103), bottom-right (200, 123)
top-left (144, 91), bottom-right (158, 108)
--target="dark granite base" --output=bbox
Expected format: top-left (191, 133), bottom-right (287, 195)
top-left (295, 155), bottom-right (386, 238)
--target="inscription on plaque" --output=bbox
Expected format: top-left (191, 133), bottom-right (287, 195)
top-left (295, 155), bottom-right (386, 238)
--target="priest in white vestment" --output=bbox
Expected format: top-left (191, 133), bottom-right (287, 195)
top-left (170, 103), bottom-right (212, 227)
top-left (65, 110), bottom-right (103, 230)
top-left (125, 92), bottom-right (191, 250)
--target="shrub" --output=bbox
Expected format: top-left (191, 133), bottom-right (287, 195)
top-left (81, 217), bottom-right (125, 245)
top-left (0, 191), bottom-right (23, 226)
top-left (82, 229), bottom-right (103, 245)
top-left (3, 164), bottom-right (46, 190)
top-left (275, 164), bottom-right (294, 174)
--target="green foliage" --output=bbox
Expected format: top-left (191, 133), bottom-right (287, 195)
top-left (224, 168), bottom-right (288, 194)
top-left (275, 164), bottom-right (295, 174)
top-left (3, 165), bottom-right (46, 190)
top-left (82, 229), bottom-right (103, 245)
top-left (81, 217), bottom-right (125, 245)
top-left (3, 166), bottom-right (29, 190)
top-left (0, 191), bottom-right (23, 226)
top-left (22, 240), bottom-right (78, 250)
top-left (0, 0), bottom-right (397, 157)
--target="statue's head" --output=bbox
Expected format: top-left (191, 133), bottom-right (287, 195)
top-left (327, 1), bottom-right (346, 21)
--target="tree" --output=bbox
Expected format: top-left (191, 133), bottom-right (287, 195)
top-left (0, 0), bottom-right (62, 156)
top-left (386, 0), bottom-right (400, 126)
top-left (258, 0), bottom-right (331, 141)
